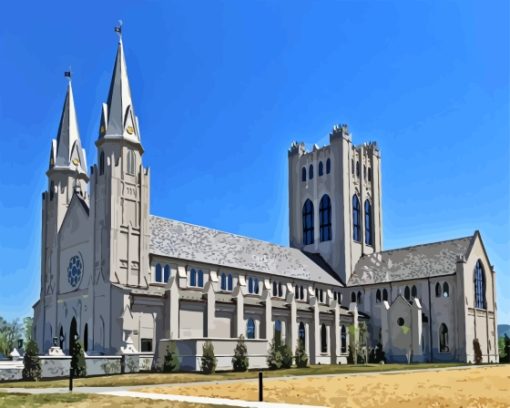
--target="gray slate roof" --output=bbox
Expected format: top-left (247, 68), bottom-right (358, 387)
top-left (149, 215), bottom-right (343, 286)
top-left (348, 235), bottom-right (474, 286)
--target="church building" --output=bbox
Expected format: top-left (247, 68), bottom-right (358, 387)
top-left (33, 34), bottom-right (499, 370)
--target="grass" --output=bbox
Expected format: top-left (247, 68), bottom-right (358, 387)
top-left (0, 392), bottom-right (230, 408)
top-left (0, 363), bottom-right (465, 389)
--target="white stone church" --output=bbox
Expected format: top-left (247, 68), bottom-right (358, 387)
top-left (33, 36), bottom-right (499, 370)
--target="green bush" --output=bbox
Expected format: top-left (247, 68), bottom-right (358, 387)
top-left (267, 339), bottom-right (283, 369)
top-left (294, 340), bottom-right (308, 368)
top-left (201, 341), bottom-right (217, 374)
top-left (71, 341), bottom-right (86, 377)
top-left (473, 338), bottom-right (483, 365)
top-left (280, 343), bottom-right (293, 368)
top-left (232, 335), bottom-right (249, 372)
top-left (163, 342), bottom-right (179, 372)
top-left (22, 339), bottom-right (41, 381)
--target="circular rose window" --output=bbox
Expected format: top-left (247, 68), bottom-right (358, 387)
top-left (67, 254), bottom-right (83, 288)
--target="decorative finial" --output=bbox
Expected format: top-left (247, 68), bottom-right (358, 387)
top-left (64, 67), bottom-right (72, 82)
top-left (114, 20), bottom-right (123, 40)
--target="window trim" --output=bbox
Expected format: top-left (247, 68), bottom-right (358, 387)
top-left (319, 194), bottom-right (332, 242)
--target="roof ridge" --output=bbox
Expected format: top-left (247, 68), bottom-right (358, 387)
top-left (150, 214), bottom-right (293, 251)
top-left (372, 234), bottom-right (474, 255)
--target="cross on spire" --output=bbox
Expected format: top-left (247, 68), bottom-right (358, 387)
top-left (114, 20), bottom-right (123, 41)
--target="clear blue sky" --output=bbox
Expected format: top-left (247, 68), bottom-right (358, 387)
top-left (0, 1), bottom-right (508, 324)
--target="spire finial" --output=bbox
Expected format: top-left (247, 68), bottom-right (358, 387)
top-left (64, 67), bottom-right (72, 82)
top-left (114, 20), bottom-right (123, 41)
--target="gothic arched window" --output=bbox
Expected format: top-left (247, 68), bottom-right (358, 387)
top-left (319, 194), bottom-right (332, 242)
top-left (309, 164), bottom-right (314, 179)
top-left (474, 260), bottom-right (486, 309)
top-left (404, 286), bottom-right (410, 301)
top-left (365, 199), bottom-right (373, 245)
top-left (247, 319), bottom-right (255, 339)
top-left (411, 285), bottom-right (417, 299)
top-left (383, 288), bottom-right (388, 301)
top-left (221, 273), bottom-right (227, 291)
top-left (326, 158), bottom-right (331, 174)
top-left (278, 282), bottom-right (283, 297)
top-left (127, 151), bottom-right (135, 174)
top-left (272, 281), bottom-right (278, 297)
top-left (155, 264), bottom-right (162, 283)
top-left (319, 161), bottom-right (324, 176)
top-left (352, 195), bottom-right (361, 242)
top-left (376, 289), bottom-right (381, 303)
top-left (299, 322), bottom-right (306, 347)
top-left (435, 282), bottom-right (441, 297)
top-left (351, 292), bottom-right (356, 303)
top-left (439, 323), bottom-right (449, 352)
top-left (321, 323), bottom-right (327, 353)
top-left (163, 265), bottom-right (170, 283)
top-left (357, 291), bottom-right (363, 304)
top-left (227, 273), bottom-right (233, 291)
top-left (302, 199), bottom-right (314, 245)
top-left (190, 268), bottom-right (197, 287)
top-left (443, 282), bottom-right (449, 298)
top-left (197, 270), bottom-right (204, 287)
top-left (302, 167), bottom-right (306, 182)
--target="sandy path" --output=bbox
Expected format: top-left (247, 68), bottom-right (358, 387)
top-left (141, 365), bottom-right (510, 408)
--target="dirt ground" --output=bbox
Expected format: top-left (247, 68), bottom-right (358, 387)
top-left (141, 365), bottom-right (510, 408)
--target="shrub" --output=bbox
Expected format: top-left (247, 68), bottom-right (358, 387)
top-left (280, 343), bottom-right (293, 368)
top-left (267, 339), bottom-right (283, 369)
top-left (22, 339), bottom-right (41, 381)
top-left (201, 341), bottom-right (217, 374)
top-left (369, 343), bottom-right (386, 363)
top-left (473, 338), bottom-right (483, 365)
top-left (294, 340), bottom-right (308, 368)
top-left (71, 341), bottom-right (86, 377)
top-left (232, 335), bottom-right (249, 372)
top-left (163, 342), bottom-right (179, 372)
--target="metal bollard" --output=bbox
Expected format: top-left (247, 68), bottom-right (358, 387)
top-left (258, 371), bottom-right (263, 402)
top-left (69, 366), bottom-right (73, 392)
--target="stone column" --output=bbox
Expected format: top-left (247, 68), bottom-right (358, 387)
top-left (311, 296), bottom-right (319, 364)
top-left (234, 285), bottom-right (244, 338)
top-left (205, 281), bottom-right (215, 338)
top-left (288, 291), bottom-right (297, 352)
top-left (333, 301), bottom-right (340, 364)
top-left (168, 275), bottom-right (179, 339)
top-left (380, 301), bottom-right (389, 356)
top-left (262, 288), bottom-right (273, 343)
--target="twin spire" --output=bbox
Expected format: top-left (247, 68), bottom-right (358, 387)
top-left (49, 25), bottom-right (141, 174)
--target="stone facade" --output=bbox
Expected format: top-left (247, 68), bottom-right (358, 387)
top-left (33, 36), bottom-right (498, 370)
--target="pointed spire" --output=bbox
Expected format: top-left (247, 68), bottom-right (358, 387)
top-left (49, 78), bottom-right (87, 176)
top-left (99, 32), bottom-right (141, 147)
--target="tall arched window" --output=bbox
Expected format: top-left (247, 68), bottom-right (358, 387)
top-left (155, 264), bottom-right (162, 283)
top-left (341, 325), bottom-right (347, 353)
top-left (227, 274), bottom-right (233, 291)
top-left (127, 151), bottom-right (135, 174)
top-left (247, 319), bottom-right (255, 339)
top-left (319, 161), bottom-right (324, 176)
top-left (364, 199), bottom-right (373, 245)
top-left (321, 324), bottom-right (327, 353)
top-left (309, 164), bottom-right (314, 179)
top-left (356, 161), bottom-right (360, 177)
top-left (278, 282), bottom-right (283, 297)
top-left (352, 195), bottom-right (361, 242)
top-left (368, 167), bottom-right (372, 181)
top-left (351, 292), bottom-right (356, 303)
top-left (474, 260), bottom-right (486, 309)
top-left (411, 285), bottom-right (417, 298)
top-left (319, 195), bottom-right (332, 241)
top-left (197, 270), bottom-right (204, 287)
top-left (302, 199), bottom-right (314, 245)
top-left (221, 273), bottom-right (227, 291)
top-left (164, 265), bottom-right (170, 283)
top-left (404, 286), bottom-right (410, 301)
top-left (274, 320), bottom-right (282, 346)
top-left (357, 291), bottom-right (363, 304)
top-left (443, 282), bottom-right (449, 298)
top-left (376, 289), bottom-right (381, 303)
top-left (383, 288), bottom-right (388, 301)
top-left (301, 167), bottom-right (306, 182)
top-left (300, 285), bottom-right (304, 300)
top-left (99, 151), bottom-right (105, 175)
top-left (326, 158), bottom-right (331, 174)
top-left (439, 323), bottom-right (449, 352)
top-left (190, 268), bottom-right (197, 287)
top-left (272, 281), bottom-right (278, 297)
top-left (435, 282), bottom-right (441, 297)
top-left (299, 322), bottom-right (306, 347)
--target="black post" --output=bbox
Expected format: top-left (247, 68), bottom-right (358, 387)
top-left (258, 371), bottom-right (263, 402)
top-left (69, 362), bottom-right (73, 391)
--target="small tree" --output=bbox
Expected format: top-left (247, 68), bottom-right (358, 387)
top-left (71, 341), bottom-right (87, 377)
top-left (201, 341), bottom-right (217, 374)
top-left (163, 342), bottom-right (179, 372)
top-left (473, 338), bottom-right (483, 365)
top-left (232, 335), bottom-right (249, 372)
top-left (295, 340), bottom-right (308, 368)
top-left (504, 335), bottom-right (510, 363)
top-left (267, 339), bottom-right (283, 369)
top-left (280, 343), bottom-right (293, 369)
top-left (22, 339), bottom-right (41, 381)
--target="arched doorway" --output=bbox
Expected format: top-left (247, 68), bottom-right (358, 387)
top-left (69, 317), bottom-right (78, 354)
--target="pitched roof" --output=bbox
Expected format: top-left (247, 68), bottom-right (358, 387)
top-left (149, 215), bottom-right (343, 286)
top-left (348, 235), bottom-right (474, 286)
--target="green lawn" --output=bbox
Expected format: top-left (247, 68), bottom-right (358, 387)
top-left (0, 392), bottom-right (229, 408)
top-left (0, 363), bottom-right (464, 389)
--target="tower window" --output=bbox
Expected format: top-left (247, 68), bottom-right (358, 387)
top-left (352, 195), bottom-right (361, 242)
top-left (319, 194), bottom-right (332, 241)
top-left (309, 164), bottom-right (314, 179)
top-left (99, 151), bottom-right (105, 175)
top-left (363, 165), bottom-right (367, 180)
top-left (474, 260), bottom-right (486, 309)
top-left (302, 199), bottom-right (314, 245)
top-left (364, 199), bottom-right (373, 245)
top-left (301, 167), bottom-right (306, 182)
top-left (319, 161), bottom-right (324, 176)
top-left (326, 158), bottom-right (331, 174)
top-left (356, 161), bottom-right (360, 178)
top-left (127, 151), bottom-right (136, 175)
top-left (351, 159), bottom-right (355, 175)
top-left (368, 167), bottom-right (372, 181)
